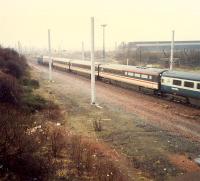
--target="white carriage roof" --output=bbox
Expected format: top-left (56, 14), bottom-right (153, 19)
top-left (101, 64), bottom-right (166, 76)
top-left (163, 71), bottom-right (200, 81)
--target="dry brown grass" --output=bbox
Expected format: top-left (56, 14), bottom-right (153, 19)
top-left (38, 121), bottom-right (131, 180)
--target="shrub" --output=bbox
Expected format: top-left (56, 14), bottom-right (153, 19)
top-left (21, 94), bottom-right (47, 112)
top-left (0, 47), bottom-right (28, 79)
top-left (0, 106), bottom-right (55, 180)
top-left (22, 79), bottom-right (40, 89)
top-left (0, 72), bottom-right (22, 104)
top-left (44, 102), bottom-right (63, 121)
top-left (10, 154), bottom-right (53, 180)
top-left (50, 127), bottom-right (66, 157)
top-left (5, 60), bottom-right (24, 79)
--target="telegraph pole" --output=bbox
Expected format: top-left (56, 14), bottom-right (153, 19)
top-left (101, 24), bottom-right (107, 62)
top-left (48, 29), bottom-right (52, 81)
top-left (91, 17), bottom-right (96, 105)
top-left (127, 58), bottom-right (129, 66)
top-left (170, 30), bottom-right (175, 70)
top-left (82, 41), bottom-right (85, 60)
top-left (139, 47), bottom-right (141, 66)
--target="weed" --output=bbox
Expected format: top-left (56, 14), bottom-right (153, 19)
top-left (93, 118), bottom-right (102, 132)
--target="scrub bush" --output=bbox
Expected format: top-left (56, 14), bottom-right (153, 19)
top-left (0, 72), bottom-right (22, 104)
top-left (0, 47), bottom-right (27, 79)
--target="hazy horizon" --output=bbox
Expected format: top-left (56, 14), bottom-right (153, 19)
top-left (1, 0), bottom-right (200, 51)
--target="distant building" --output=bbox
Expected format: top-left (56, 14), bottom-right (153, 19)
top-left (124, 41), bottom-right (200, 51)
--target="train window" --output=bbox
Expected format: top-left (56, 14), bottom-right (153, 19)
top-left (161, 79), bottom-right (164, 83)
top-left (184, 81), bottom-right (194, 88)
top-left (124, 72), bottom-right (128, 75)
top-left (128, 72), bottom-right (134, 76)
top-left (197, 83), bottom-right (200, 89)
top-left (149, 75), bottom-right (152, 80)
top-left (173, 79), bottom-right (182, 86)
top-left (141, 74), bottom-right (148, 79)
top-left (135, 73), bottom-right (140, 78)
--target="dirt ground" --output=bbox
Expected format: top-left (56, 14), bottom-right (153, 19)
top-left (30, 60), bottom-right (200, 181)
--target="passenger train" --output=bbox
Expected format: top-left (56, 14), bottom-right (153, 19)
top-left (37, 56), bottom-right (200, 107)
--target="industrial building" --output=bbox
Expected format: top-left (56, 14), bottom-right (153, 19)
top-left (123, 41), bottom-right (200, 51)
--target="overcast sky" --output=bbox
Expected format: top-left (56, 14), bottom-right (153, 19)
top-left (0, 0), bottom-right (200, 51)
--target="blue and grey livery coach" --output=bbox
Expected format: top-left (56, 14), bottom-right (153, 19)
top-left (161, 71), bottom-right (200, 106)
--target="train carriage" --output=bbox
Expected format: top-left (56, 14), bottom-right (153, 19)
top-left (52, 57), bottom-right (70, 65)
top-left (161, 71), bottom-right (200, 105)
top-left (52, 57), bottom-right (71, 71)
top-left (69, 60), bottom-right (100, 76)
top-left (99, 64), bottom-right (166, 90)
